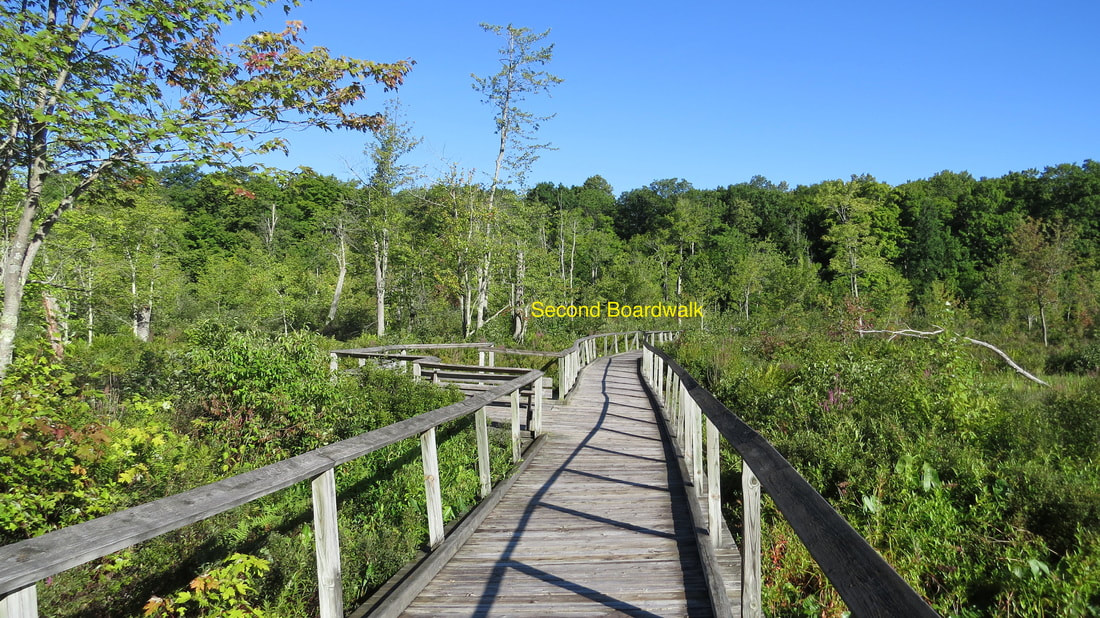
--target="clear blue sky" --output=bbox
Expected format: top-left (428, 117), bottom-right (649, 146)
top-left (223, 0), bottom-right (1100, 195)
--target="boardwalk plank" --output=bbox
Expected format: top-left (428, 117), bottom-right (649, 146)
top-left (399, 352), bottom-right (716, 617)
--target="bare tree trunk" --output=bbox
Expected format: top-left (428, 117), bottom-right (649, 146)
top-left (848, 248), bottom-right (860, 300)
top-left (461, 282), bottom-right (473, 338)
top-left (0, 279), bottom-right (23, 371)
top-left (262, 203), bottom-right (278, 249)
top-left (568, 219), bottom-right (577, 294)
top-left (133, 305), bottom-right (151, 342)
top-left (475, 252), bottom-right (490, 330)
top-left (125, 246), bottom-right (152, 341)
top-left (512, 250), bottom-right (526, 341)
top-left (558, 211), bottom-right (566, 286)
top-left (326, 233), bottom-right (347, 327)
top-left (84, 271), bottom-right (94, 344)
top-left (42, 292), bottom-right (64, 359)
top-left (374, 230), bottom-right (389, 337)
top-left (1040, 302), bottom-right (1049, 347)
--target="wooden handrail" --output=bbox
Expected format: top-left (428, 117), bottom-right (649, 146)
top-left (0, 371), bottom-right (542, 598)
top-left (641, 343), bottom-right (939, 617)
top-left (0, 330), bottom-right (677, 616)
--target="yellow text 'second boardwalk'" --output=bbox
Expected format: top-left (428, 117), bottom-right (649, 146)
top-left (530, 301), bottom-right (703, 319)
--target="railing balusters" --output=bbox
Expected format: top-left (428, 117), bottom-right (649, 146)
top-left (420, 429), bottom-right (444, 548)
top-left (511, 389), bottom-right (522, 463)
top-left (706, 417), bottom-right (721, 548)
top-left (679, 380), bottom-right (689, 444)
top-left (742, 462), bottom-right (762, 618)
top-left (0, 584), bottom-right (38, 618)
top-left (532, 377), bottom-right (544, 434)
top-left (692, 399), bottom-right (704, 498)
top-left (312, 468), bottom-right (343, 618)
top-left (475, 407), bottom-right (491, 498)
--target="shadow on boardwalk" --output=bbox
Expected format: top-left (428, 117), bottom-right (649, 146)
top-left (401, 352), bottom-right (713, 617)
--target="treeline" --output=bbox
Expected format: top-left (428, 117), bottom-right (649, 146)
top-left (23, 159), bottom-right (1100, 357)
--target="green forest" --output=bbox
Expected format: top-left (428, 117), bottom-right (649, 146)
top-left (3, 2), bottom-right (1100, 617)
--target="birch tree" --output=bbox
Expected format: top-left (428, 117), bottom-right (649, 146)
top-left (472, 23), bottom-right (561, 340)
top-left (360, 100), bottom-right (419, 337)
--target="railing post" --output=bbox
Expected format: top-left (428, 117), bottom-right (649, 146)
top-left (603, 336), bottom-right (608, 356)
top-left (563, 354), bottom-right (570, 396)
top-left (656, 358), bottom-right (665, 403)
top-left (421, 428), bottom-right (444, 548)
top-left (0, 585), bottom-right (38, 618)
top-left (475, 407), bottom-right (491, 499)
top-left (646, 349), bottom-right (655, 395)
top-left (692, 398), bottom-right (704, 498)
top-left (312, 468), bottom-right (343, 618)
top-left (532, 377), bottom-right (544, 434)
top-left (567, 352), bottom-right (572, 395)
top-left (667, 366), bottom-right (674, 409)
top-left (488, 350), bottom-right (495, 367)
top-left (411, 361), bottom-right (421, 381)
top-left (682, 390), bottom-right (694, 481)
top-left (707, 417), bottom-right (722, 548)
top-left (510, 389), bottom-right (522, 463)
top-left (679, 380), bottom-right (689, 447)
top-left (329, 353), bottom-right (338, 374)
top-left (743, 462), bottom-right (762, 618)
top-left (614, 334), bottom-right (619, 354)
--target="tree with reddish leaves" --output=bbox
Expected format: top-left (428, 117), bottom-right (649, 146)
top-left (0, 0), bottom-right (412, 374)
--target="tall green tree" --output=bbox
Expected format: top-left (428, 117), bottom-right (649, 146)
top-left (358, 100), bottom-right (420, 337)
top-left (817, 175), bottom-right (907, 319)
top-left (472, 23), bottom-right (561, 340)
top-left (0, 0), bottom-right (412, 374)
top-left (1010, 217), bottom-right (1078, 346)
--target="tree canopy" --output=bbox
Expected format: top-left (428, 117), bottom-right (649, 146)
top-left (0, 0), bottom-right (412, 373)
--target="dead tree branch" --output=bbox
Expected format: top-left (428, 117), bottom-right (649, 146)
top-left (857, 327), bottom-right (1051, 387)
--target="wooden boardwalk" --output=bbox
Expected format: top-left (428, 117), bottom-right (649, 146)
top-left (401, 351), bottom-right (715, 617)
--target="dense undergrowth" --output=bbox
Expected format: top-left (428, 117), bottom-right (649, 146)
top-left (673, 317), bottom-right (1100, 617)
top-left (0, 327), bottom-right (522, 617)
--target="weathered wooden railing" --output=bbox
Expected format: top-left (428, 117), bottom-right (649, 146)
top-left (331, 330), bottom-right (674, 401)
top-left (0, 331), bottom-right (675, 617)
top-left (641, 343), bottom-right (940, 618)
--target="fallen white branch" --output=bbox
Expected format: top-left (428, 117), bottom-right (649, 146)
top-left (857, 327), bottom-right (1050, 387)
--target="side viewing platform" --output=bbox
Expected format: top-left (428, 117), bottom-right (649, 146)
top-left (0, 330), bottom-right (938, 618)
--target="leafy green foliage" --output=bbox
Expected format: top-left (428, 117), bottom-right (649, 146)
top-left (0, 350), bottom-right (188, 543)
top-left (143, 553), bottom-right (271, 617)
top-left (677, 327), bottom-right (1100, 616)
